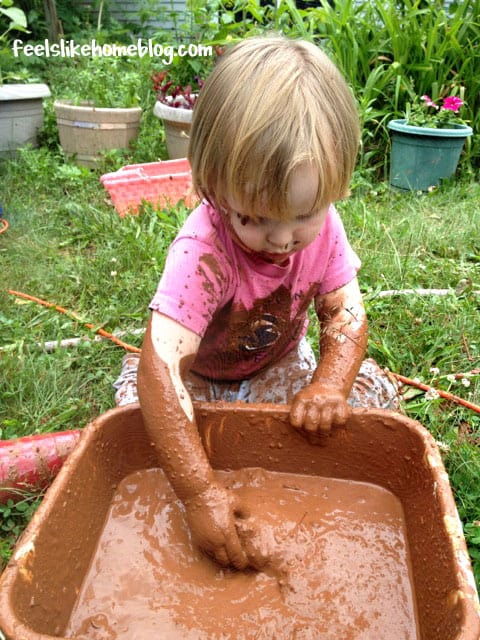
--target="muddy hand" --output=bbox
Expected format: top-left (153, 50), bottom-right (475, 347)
top-left (184, 482), bottom-right (251, 570)
top-left (290, 382), bottom-right (351, 435)
top-left (233, 497), bottom-right (282, 572)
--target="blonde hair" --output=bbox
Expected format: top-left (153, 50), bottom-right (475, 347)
top-left (188, 35), bottom-right (360, 220)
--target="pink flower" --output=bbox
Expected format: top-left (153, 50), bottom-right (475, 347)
top-left (442, 96), bottom-right (464, 113)
top-left (421, 95), bottom-right (438, 108)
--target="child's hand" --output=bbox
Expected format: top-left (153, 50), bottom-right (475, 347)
top-left (184, 482), bottom-right (251, 570)
top-left (289, 381), bottom-right (351, 435)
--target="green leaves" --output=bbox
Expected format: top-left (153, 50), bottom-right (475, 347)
top-left (0, 0), bottom-right (28, 36)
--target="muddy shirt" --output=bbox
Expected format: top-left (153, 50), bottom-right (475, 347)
top-left (150, 201), bottom-right (360, 381)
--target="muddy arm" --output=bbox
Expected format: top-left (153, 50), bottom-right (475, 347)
top-left (137, 311), bottom-right (250, 569)
top-left (312, 277), bottom-right (368, 393)
top-left (138, 311), bottom-right (208, 497)
top-left (290, 277), bottom-right (368, 433)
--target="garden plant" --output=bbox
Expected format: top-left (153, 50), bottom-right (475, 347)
top-left (0, 0), bottom-right (479, 596)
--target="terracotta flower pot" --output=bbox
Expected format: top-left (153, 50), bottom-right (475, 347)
top-left (54, 100), bottom-right (142, 168)
top-left (388, 119), bottom-right (473, 191)
top-left (153, 100), bottom-right (192, 159)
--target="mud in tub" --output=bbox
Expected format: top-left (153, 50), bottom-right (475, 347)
top-left (0, 403), bottom-right (478, 640)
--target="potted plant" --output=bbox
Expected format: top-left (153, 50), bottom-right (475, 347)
top-left (53, 57), bottom-right (142, 168)
top-left (388, 91), bottom-right (473, 191)
top-left (152, 52), bottom-right (216, 159)
top-left (0, 1), bottom-right (51, 157)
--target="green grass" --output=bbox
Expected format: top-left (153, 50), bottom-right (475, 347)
top-left (0, 490), bottom-right (44, 565)
top-left (1, 147), bottom-right (479, 588)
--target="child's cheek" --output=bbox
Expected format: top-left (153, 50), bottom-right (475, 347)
top-left (245, 228), bottom-right (265, 251)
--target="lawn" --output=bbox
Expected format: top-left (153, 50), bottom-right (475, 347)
top-left (1, 145), bottom-right (479, 584)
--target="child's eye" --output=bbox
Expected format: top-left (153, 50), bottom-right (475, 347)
top-left (236, 212), bottom-right (251, 226)
top-left (236, 213), bottom-right (268, 226)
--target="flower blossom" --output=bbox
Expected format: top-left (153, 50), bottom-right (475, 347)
top-left (442, 96), bottom-right (464, 113)
top-left (425, 387), bottom-right (440, 401)
top-left (436, 440), bottom-right (451, 453)
top-left (421, 95), bottom-right (438, 108)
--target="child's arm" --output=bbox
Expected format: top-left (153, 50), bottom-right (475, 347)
top-left (137, 311), bottom-right (250, 569)
top-left (290, 277), bottom-right (367, 434)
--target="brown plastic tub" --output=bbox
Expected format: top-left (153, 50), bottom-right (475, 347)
top-left (0, 404), bottom-right (479, 639)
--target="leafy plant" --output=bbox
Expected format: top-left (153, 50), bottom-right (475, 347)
top-left (55, 56), bottom-right (143, 108)
top-left (0, 0), bottom-right (28, 82)
top-left (0, 0), bottom-right (27, 41)
top-left (405, 92), bottom-right (469, 129)
top-left (0, 490), bottom-right (43, 570)
top-left (152, 65), bottom-right (205, 110)
top-left (150, 39), bottom-right (219, 109)
top-left (304, 0), bottom-right (479, 173)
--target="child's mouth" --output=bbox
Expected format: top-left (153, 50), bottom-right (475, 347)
top-left (258, 250), bottom-right (292, 263)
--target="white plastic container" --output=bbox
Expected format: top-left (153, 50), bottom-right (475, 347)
top-left (0, 83), bottom-right (50, 157)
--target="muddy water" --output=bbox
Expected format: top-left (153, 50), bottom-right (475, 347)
top-left (65, 468), bottom-right (419, 640)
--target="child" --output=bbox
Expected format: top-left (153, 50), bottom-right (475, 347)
top-left (114, 35), bottom-right (399, 570)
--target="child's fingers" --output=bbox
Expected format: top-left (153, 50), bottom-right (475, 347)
top-left (290, 399), bottom-right (327, 431)
top-left (333, 401), bottom-right (351, 426)
top-left (211, 545), bottom-right (230, 567)
top-left (303, 405), bottom-right (322, 432)
top-left (312, 401), bottom-right (350, 432)
top-left (223, 532), bottom-right (250, 570)
top-left (290, 396), bottom-right (351, 434)
top-left (289, 399), bottom-right (307, 428)
top-left (203, 527), bottom-right (249, 570)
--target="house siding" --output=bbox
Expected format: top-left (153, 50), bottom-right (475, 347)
top-left (79, 0), bottom-right (188, 33)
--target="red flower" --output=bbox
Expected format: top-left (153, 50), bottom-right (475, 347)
top-left (442, 96), bottom-right (464, 113)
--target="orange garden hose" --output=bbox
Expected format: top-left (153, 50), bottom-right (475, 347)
top-left (0, 217), bottom-right (9, 235)
top-left (7, 289), bottom-right (141, 353)
top-left (6, 289), bottom-right (480, 414)
top-left (391, 372), bottom-right (480, 415)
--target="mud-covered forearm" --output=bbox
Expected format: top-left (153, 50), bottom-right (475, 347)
top-left (138, 315), bottom-right (251, 569)
top-left (313, 297), bottom-right (368, 398)
top-left (137, 317), bottom-right (216, 503)
top-left (290, 280), bottom-right (367, 434)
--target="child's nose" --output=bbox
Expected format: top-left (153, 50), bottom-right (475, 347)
top-left (266, 223), bottom-right (293, 249)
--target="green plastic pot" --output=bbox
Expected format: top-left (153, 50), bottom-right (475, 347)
top-left (388, 119), bottom-right (473, 191)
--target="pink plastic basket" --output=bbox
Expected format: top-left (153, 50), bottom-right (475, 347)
top-left (100, 158), bottom-right (197, 216)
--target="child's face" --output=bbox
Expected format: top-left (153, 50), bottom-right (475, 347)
top-left (225, 165), bottom-right (329, 264)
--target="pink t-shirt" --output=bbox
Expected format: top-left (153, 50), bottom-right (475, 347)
top-left (150, 201), bottom-right (360, 380)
